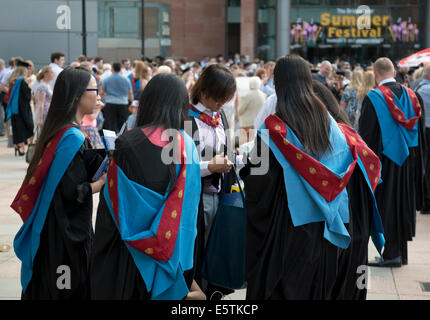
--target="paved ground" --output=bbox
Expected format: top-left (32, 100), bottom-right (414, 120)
top-left (0, 135), bottom-right (429, 300)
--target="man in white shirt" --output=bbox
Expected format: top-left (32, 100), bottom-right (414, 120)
top-left (121, 59), bottom-right (132, 77)
top-left (92, 57), bottom-right (103, 72)
top-left (0, 57), bottom-right (15, 87)
top-left (48, 52), bottom-right (65, 89)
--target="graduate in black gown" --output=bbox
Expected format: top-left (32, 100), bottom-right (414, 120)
top-left (90, 73), bottom-right (205, 300)
top-left (12, 67), bottom-right (106, 299)
top-left (240, 55), bottom-right (384, 300)
top-left (416, 66), bottom-right (430, 214)
top-left (313, 80), bottom-right (383, 300)
top-left (5, 61), bottom-right (34, 156)
top-left (360, 58), bottom-right (426, 267)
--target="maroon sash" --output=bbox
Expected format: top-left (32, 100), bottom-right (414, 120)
top-left (189, 104), bottom-right (221, 127)
top-left (11, 125), bottom-right (75, 222)
top-left (265, 115), bottom-right (380, 201)
top-left (107, 131), bottom-right (187, 261)
top-left (377, 85), bottom-right (422, 130)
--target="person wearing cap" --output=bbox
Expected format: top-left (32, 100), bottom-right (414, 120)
top-left (5, 60), bottom-right (34, 156)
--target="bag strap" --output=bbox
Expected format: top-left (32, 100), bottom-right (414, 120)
top-left (220, 164), bottom-right (245, 205)
top-left (33, 125), bottom-right (40, 143)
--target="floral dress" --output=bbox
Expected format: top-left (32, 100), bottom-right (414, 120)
top-left (35, 82), bottom-right (52, 123)
top-left (341, 86), bottom-right (359, 127)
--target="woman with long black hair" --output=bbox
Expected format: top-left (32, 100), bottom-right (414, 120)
top-left (90, 73), bottom-right (204, 300)
top-left (11, 67), bottom-right (106, 299)
top-left (240, 55), bottom-right (384, 300)
top-left (312, 80), bottom-right (385, 300)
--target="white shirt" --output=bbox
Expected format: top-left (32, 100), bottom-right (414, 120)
top-left (254, 93), bottom-right (277, 130)
top-left (0, 68), bottom-right (7, 84)
top-left (100, 70), bottom-right (112, 81)
top-left (378, 77), bottom-right (396, 86)
top-left (49, 63), bottom-right (63, 89)
top-left (192, 103), bottom-right (244, 179)
top-left (0, 67), bottom-right (13, 85)
top-left (121, 68), bottom-right (132, 78)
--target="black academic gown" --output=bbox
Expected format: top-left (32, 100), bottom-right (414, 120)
top-left (240, 135), bottom-right (341, 300)
top-left (90, 128), bottom-right (194, 300)
top-left (424, 128), bottom-right (430, 210)
top-left (11, 80), bottom-right (34, 145)
top-left (331, 168), bottom-right (373, 300)
top-left (359, 81), bottom-right (426, 263)
top-left (241, 132), bottom-right (376, 300)
top-left (22, 139), bottom-right (102, 300)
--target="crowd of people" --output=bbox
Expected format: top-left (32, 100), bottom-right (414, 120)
top-left (2, 49), bottom-right (429, 300)
top-left (1, 51), bottom-right (424, 152)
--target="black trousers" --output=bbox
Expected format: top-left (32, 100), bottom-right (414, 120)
top-left (102, 103), bottom-right (129, 133)
top-left (424, 128), bottom-right (430, 209)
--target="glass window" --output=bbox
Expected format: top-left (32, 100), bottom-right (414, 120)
top-left (98, 1), bottom-right (171, 57)
top-left (227, 0), bottom-right (241, 7)
top-left (99, 1), bottom-right (170, 40)
top-left (112, 7), bottom-right (139, 38)
top-left (257, 0), bottom-right (276, 61)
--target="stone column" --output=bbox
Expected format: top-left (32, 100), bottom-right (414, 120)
top-left (240, 0), bottom-right (258, 61)
top-left (425, 1), bottom-right (430, 50)
top-left (276, 0), bottom-right (291, 58)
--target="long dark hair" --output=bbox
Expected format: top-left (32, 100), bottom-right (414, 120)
top-left (135, 73), bottom-right (190, 191)
top-left (274, 55), bottom-right (331, 156)
top-left (25, 67), bottom-right (91, 183)
top-left (136, 73), bottom-right (189, 129)
top-left (190, 64), bottom-right (236, 105)
top-left (312, 80), bottom-right (351, 126)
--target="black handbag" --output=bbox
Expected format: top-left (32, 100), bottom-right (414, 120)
top-left (201, 167), bottom-right (247, 289)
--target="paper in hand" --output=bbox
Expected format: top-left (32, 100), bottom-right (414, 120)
top-left (102, 129), bottom-right (117, 151)
top-left (92, 155), bottom-right (109, 182)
